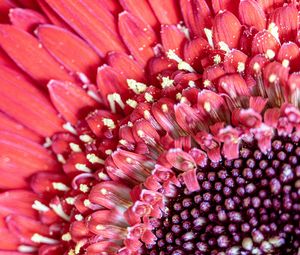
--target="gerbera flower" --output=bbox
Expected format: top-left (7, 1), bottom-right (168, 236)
top-left (0, 0), bottom-right (299, 254)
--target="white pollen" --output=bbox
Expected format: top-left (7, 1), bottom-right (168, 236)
top-left (167, 50), bottom-right (195, 72)
top-left (69, 143), bottom-right (82, 152)
top-left (266, 49), bottom-right (275, 59)
top-left (61, 233), bottom-right (72, 242)
top-left (127, 79), bottom-right (147, 94)
top-left (75, 214), bottom-right (84, 221)
top-left (98, 172), bottom-right (110, 180)
top-left (237, 62), bottom-right (245, 72)
top-left (105, 149), bottom-right (113, 155)
top-left (96, 224), bottom-right (106, 230)
top-left (119, 139), bottom-right (127, 145)
top-left (242, 237), bottom-right (253, 250)
top-left (31, 233), bottom-right (58, 244)
top-left (218, 41), bottom-right (230, 53)
top-left (144, 110), bottom-right (151, 119)
top-left (75, 163), bottom-right (92, 173)
top-left (145, 92), bottom-right (154, 102)
top-left (79, 184), bottom-right (89, 193)
top-left (162, 104), bottom-right (168, 112)
top-left (282, 59), bottom-right (289, 68)
top-left (161, 76), bottom-right (174, 88)
top-left (52, 182), bottom-right (70, 191)
top-left (137, 130), bottom-right (144, 138)
top-left (100, 188), bottom-right (108, 195)
top-left (32, 200), bottom-right (49, 212)
top-left (213, 54), bottom-right (221, 64)
top-left (253, 62), bottom-right (261, 72)
top-left (102, 118), bottom-right (116, 129)
top-left (268, 22), bottom-right (279, 41)
top-left (18, 245), bottom-right (37, 253)
top-left (204, 28), bottom-right (214, 47)
top-left (126, 98), bottom-right (138, 108)
top-left (49, 203), bottom-right (70, 221)
top-left (63, 122), bottom-right (77, 135)
top-left (269, 74), bottom-right (277, 83)
top-left (86, 153), bottom-right (104, 164)
top-left (83, 199), bottom-right (91, 207)
top-left (57, 154), bottom-right (66, 164)
top-left (65, 197), bottom-right (75, 205)
top-left (203, 80), bottom-right (211, 87)
top-left (107, 93), bottom-right (125, 113)
top-left (176, 93), bottom-right (182, 100)
top-left (188, 81), bottom-right (196, 87)
top-left (43, 137), bottom-right (52, 148)
top-left (204, 102), bottom-right (211, 112)
top-left (79, 134), bottom-right (94, 143)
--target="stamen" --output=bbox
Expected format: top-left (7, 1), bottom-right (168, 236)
top-left (127, 79), bottom-right (147, 94)
top-left (75, 163), bottom-right (92, 173)
top-left (52, 182), bottom-right (70, 191)
top-left (32, 200), bottom-right (49, 212)
top-left (61, 232), bottom-right (72, 241)
top-left (79, 134), bottom-right (94, 143)
top-left (87, 153), bottom-right (105, 164)
top-left (161, 76), bottom-right (174, 88)
top-left (31, 233), bottom-right (58, 244)
top-left (69, 143), bottom-right (82, 152)
top-left (63, 122), bottom-right (77, 134)
top-left (102, 118), bottom-right (116, 129)
top-left (49, 203), bottom-right (71, 221)
top-left (126, 98), bottom-right (138, 108)
top-left (107, 93), bottom-right (125, 113)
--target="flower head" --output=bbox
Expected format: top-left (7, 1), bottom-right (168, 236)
top-left (0, 0), bottom-right (299, 254)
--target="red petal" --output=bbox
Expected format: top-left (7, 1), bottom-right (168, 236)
top-left (97, 65), bottom-right (128, 108)
top-left (0, 25), bottom-right (75, 84)
top-left (239, 0), bottom-right (266, 31)
top-left (0, 191), bottom-right (38, 219)
top-left (118, 11), bottom-right (157, 67)
top-left (9, 8), bottom-right (48, 32)
top-left (251, 30), bottom-right (280, 57)
top-left (161, 25), bottom-right (186, 57)
top-left (96, 0), bottom-right (122, 15)
top-left (182, 169), bottom-right (200, 192)
top-left (213, 11), bottom-right (242, 49)
top-left (0, 112), bottom-right (41, 142)
top-left (0, 65), bottom-right (63, 137)
top-left (107, 52), bottom-right (145, 82)
top-left (37, 0), bottom-right (72, 30)
top-left (212, 0), bottom-right (239, 15)
top-left (37, 25), bottom-right (101, 79)
top-left (120, 0), bottom-right (159, 30)
top-left (269, 4), bottom-right (299, 42)
top-left (223, 49), bottom-right (248, 74)
top-left (180, 0), bottom-right (212, 38)
top-left (218, 74), bottom-right (250, 97)
top-left (0, 0), bottom-right (15, 22)
top-left (148, 0), bottom-right (181, 25)
top-left (48, 80), bottom-right (98, 124)
top-left (0, 132), bottom-right (58, 188)
top-left (184, 37), bottom-right (209, 71)
top-left (45, 0), bottom-right (126, 57)
top-left (257, 0), bottom-right (285, 14)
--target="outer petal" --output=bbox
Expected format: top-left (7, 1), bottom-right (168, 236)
top-left (48, 80), bottom-right (98, 124)
top-left (0, 25), bottom-right (74, 84)
top-left (37, 25), bottom-right (101, 79)
top-left (0, 65), bottom-right (63, 137)
top-left (148, 0), bottom-right (181, 25)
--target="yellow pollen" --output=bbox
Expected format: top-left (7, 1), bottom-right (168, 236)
top-left (203, 80), bottom-right (211, 87)
top-left (204, 102), bottom-right (211, 112)
top-left (162, 104), bottom-right (168, 112)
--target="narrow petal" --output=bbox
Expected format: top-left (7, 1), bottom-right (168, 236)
top-left (37, 25), bottom-right (101, 79)
top-left (0, 132), bottom-right (58, 188)
top-left (45, 0), bottom-right (126, 57)
top-left (118, 11), bottom-right (157, 67)
top-left (0, 191), bottom-right (38, 218)
top-left (0, 112), bottom-right (42, 142)
top-left (0, 25), bottom-right (74, 84)
top-left (251, 30), bottom-right (280, 57)
top-left (0, 65), bottom-right (63, 137)
top-left (180, 0), bottom-right (212, 38)
top-left (269, 4), bottom-right (298, 42)
top-left (37, 0), bottom-right (72, 30)
top-left (120, 0), bottom-right (159, 30)
top-left (107, 52), bottom-right (145, 82)
top-left (257, 0), bottom-right (285, 14)
top-left (213, 11), bottom-right (242, 49)
top-left (9, 8), bottom-right (48, 32)
top-left (148, 0), bottom-right (181, 25)
top-left (212, 0), bottom-right (239, 14)
top-left (161, 25), bottom-right (186, 57)
top-left (239, 0), bottom-right (266, 31)
top-left (96, 0), bottom-right (122, 14)
top-left (48, 80), bottom-right (98, 124)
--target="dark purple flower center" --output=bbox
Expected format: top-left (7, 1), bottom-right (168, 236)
top-left (142, 133), bottom-right (300, 255)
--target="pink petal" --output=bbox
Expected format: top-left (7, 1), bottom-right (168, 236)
top-left (212, 0), bottom-right (239, 15)
top-left (96, 0), bottom-right (122, 15)
top-left (257, 0), bottom-right (285, 14)
top-left (0, 190), bottom-right (38, 218)
top-left (9, 8), bottom-right (48, 32)
top-left (161, 24), bottom-right (186, 57)
top-left (48, 80), bottom-right (98, 124)
top-left (0, 65), bottom-right (63, 137)
top-left (0, 25), bottom-right (74, 84)
top-left (0, 112), bottom-right (41, 142)
top-left (148, 0), bottom-right (181, 25)
top-left (45, 0), bottom-right (126, 57)
top-left (37, 0), bottom-right (72, 30)
top-left (251, 30), bottom-right (280, 56)
top-left (180, 0), bottom-right (212, 38)
top-left (107, 52), bottom-right (145, 82)
top-left (213, 11), bottom-right (242, 49)
top-left (0, 132), bottom-right (59, 188)
top-left (37, 25), bottom-right (101, 79)
top-left (118, 11), bottom-right (157, 67)
top-left (239, 0), bottom-right (266, 31)
top-left (120, 0), bottom-right (159, 30)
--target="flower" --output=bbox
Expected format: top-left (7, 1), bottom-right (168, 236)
top-left (0, 0), bottom-right (300, 254)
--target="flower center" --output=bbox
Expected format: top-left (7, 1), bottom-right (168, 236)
top-left (142, 133), bottom-right (300, 254)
